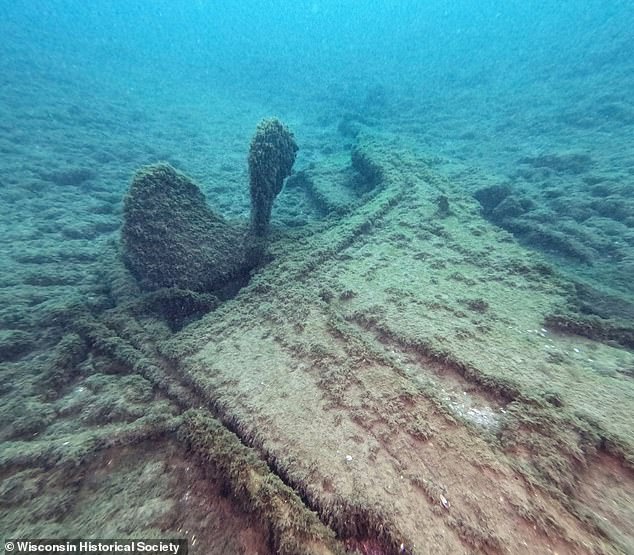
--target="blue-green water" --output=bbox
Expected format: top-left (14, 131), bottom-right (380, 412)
top-left (1, 1), bottom-right (632, 287)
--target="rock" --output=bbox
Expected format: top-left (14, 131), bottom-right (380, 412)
top-left (518, 153), bottom-right (593, 174)
top-left (474, 184), bottom-right (512, 215)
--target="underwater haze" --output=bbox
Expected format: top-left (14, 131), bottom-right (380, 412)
top-left (1, 1), bottom-right (634, 554)
top-left (2, 0), bottom-right (634, 288)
